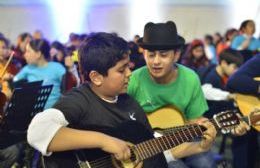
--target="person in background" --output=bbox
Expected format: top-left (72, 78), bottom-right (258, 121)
top-left (128, 41), bottom-right (146, 70)
top-left (216, 28), bottom-right (238, 56)
top-left (133, 34), bottom-right (140, 44)
top-left (204, 35), bottom-right (218, 65)
top-left (182, 39), bottom-right (209, 71)
top-left (13, 32), bottom-right (32, 67)
top-left (0, 36), bottom-right (20, 99)
top-left (32, 30), bottom-right (43, 40)
top-left (213, 32), bottom-right (223, 47)
top-left (50, 41), bottom-right (80, 91)
top-left (0, 35), bottom-right (24, 168)
top-left (200, 48), bottom-right (244, 118)
top-left (231, 19), bottom-right (260, 52)
top-left (226, 54), bottom-right (260, 168)
top-left (13, 39), bottom-right (65, 109)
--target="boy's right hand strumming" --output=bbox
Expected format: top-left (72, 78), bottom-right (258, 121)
top-left (100, 135), bottom-right (131, 161)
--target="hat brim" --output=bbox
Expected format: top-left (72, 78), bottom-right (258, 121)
top-left (138, 36), bottom-right (185, 50)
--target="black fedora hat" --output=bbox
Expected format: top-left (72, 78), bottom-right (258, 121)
top-left (138, 21), bottom-right (185, 50)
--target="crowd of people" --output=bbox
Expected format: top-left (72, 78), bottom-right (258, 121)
top-left (0, 19), bottom-right (259, 168)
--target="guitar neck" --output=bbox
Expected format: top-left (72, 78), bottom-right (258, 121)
top-left (163, 117), bottom-right (221, 135)
top-left (133, 124), bottom-right (206, 160)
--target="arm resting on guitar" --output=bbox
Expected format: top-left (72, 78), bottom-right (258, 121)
top-left (27, 108), bottom-right (131, 161)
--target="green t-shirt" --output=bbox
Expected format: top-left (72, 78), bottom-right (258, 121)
top-left (127, 64), bottom-right (208, 120)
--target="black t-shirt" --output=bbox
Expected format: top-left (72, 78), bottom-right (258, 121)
top-left (53, 84), bottom-right (168, 168)
top-left (54, 84), bottom-right (151, 129)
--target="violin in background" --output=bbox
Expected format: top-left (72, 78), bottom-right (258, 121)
top-left (0, 51), bottom-right (18, 122)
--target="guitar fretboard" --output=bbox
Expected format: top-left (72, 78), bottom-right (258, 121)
top-left (133, 124), bottom-right (205, 160)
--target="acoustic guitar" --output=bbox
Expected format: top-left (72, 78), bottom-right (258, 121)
top-left (147, 105), bottom-right (185, 129)
top-left (234, 76), bottom-right (260, 131)
top-left (42, 110), bottom-right (248, 168)
top-left (234, 93), bottom-right (260, 131)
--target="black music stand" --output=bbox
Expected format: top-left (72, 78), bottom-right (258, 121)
top-left (0, 84), bottom-right (53, 148)
top-left (14, 80), bottom-right (43, 89)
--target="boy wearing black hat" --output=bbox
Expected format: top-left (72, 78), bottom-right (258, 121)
top-left (128, 21), bottom-right (217, 168)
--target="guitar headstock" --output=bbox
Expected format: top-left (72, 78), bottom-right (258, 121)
top-left (213, 110), bottom-right (240, 134)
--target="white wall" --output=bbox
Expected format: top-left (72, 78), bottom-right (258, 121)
top-left (0, 3), bottom-right (259, 44)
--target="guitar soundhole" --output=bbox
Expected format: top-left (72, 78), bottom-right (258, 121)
top-left (130, 148), bottom-right (137, 162)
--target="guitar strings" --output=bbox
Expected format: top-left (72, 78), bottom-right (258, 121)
top-left (88, 148), bottom-right (137, 167)
top-left (86, 126), bottom-right (204, 165)
top-left (86, 111), bottom-right (240, 167)
top-left (88, 155), bottom-right (113, 168)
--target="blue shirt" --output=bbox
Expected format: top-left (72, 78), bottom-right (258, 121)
top-left (13, 62), bottom-right (66, 109)
top-left (231, 35), bottom-right (260, 51)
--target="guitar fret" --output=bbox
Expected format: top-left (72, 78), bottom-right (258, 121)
top-left (152, 139), bottom-right (163, 152)
top-left (164, 134), bottom-right (172, 150)
top-left (168, 133), bottom-right (176, 147)
top-left (142, 141), bottom-right (153, 158)
top-left (172, 131), bottom-right (180, 144)
top-left (187, 126), bottom-right (193, 140)
top-left (143, 142), bottom-right (151, 159)
top-left (156, 137), bottom-right (164, 150)
top-left (147, 139), bottom-right (156, 156)
top-left (135, 145), bottom-right (145, 160)
top-left (177, 130), bottom-right (185, 143)
top-left (160, 136), bottom-right (169, 151)
top-left (192, 125), bottom-right (199, 137)
top-left (138, 143), bottom-right (148, 159)
top-left (181, 129), bottom-right (189, 141)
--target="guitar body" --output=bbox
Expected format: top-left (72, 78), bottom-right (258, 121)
top-left (235, 93), bottom-right (260, 131)
top-left (147, 105), bottom-right (185, 129)
top-left (43, 121), bottom-right (168, 168)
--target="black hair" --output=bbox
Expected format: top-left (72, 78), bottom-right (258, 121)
top-left (78, 32), bottom-right (129, 81)
top-left (20, 32), bottom-right (32, 42)
top-left (219, 48), bottom-right (244, 67)
top-left (51, 41), bottom-right (66, 55)
top-left (29, 39), bottom-right (50, 60)
top-left (204, 34), bottom-right (214, 45)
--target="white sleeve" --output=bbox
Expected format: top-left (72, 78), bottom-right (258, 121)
top-left (27, 108), bottom-right (69, 156)
top-left (202, 83), bottom-right (230, 101)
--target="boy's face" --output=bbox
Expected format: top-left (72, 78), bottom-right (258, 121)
top-left (222, 62), bottom-right (238, 77)
top-left (101, 54), bottom-right (131, 96)
top-left (144, 49), bottom-right (179, 80)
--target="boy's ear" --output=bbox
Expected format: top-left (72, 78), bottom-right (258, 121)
top-left (89, 71), bottom-right (103, 86)
top-left (173, 50), bottom-right (181, 63)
